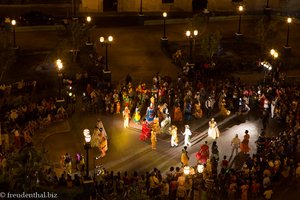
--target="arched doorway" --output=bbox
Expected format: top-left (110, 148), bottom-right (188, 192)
top-left (103, 0), bottom-right (118, 12)
top-left (192, 0), bottom-right (208, 12)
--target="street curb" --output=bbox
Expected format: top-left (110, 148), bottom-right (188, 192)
top-left (34, 120), bottom-right (71, 148)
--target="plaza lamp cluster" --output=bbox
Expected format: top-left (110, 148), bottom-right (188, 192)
top-left (182, 164), bottom-right (205, 199)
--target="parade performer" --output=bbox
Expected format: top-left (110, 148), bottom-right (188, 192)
top-left (169, 125), bottom-right (178, 147)
top-left (96, 119), bottom-right (107, 138)
top-left (152, 117), bottom-right (161, 135)
top-left (196, 141), bottom-right (210, 164)
top-left (116, 101), bottom-right (121, 114)
top-left (140, 119), bottom-right (151, 141)
top-left (161, 114), bottom-right (171, 134)
top-left (173, 104), bottom-right (183, 122)
top-left (193, 101), bottom-right (203, 119)
top-left (91, 127), bottom-right (101, 148)
top-left (182, 125), bottom-right (192, 147)
top-left (151, 130), bottom-right (157, 150)
top-left (240, 130), bottom-right (250, 154)
top-left (123, 106), bottom-right (131, 128)
top-left (146, 103), bottom-right (155, 123)
top-left (100, 133), bottom-right (108, 157)
top-left (220, 99), bottom-right (231, 116)
top-left (208, 118), bottom-right (220, 140)
top-left (133, 106), bottom-right (141, 124)
top-left (181, 146), bottom-right (189, 167)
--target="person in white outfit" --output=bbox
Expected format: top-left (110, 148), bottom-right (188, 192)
top-left (182, 125), bottom-right (192, 147)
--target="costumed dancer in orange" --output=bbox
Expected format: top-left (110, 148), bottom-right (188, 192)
top-left (173, 103), bottom-right (183, 122)
top-left (140, 119), bottom-right (151, 141)
top-left (116, 101), bottom-right (121, 114)
top-left (99, 132), bottom-right (108, 157)
top-left (240, 130), bottom-right (250, 154)
top-left (123, 106), bottom-right (131, 128)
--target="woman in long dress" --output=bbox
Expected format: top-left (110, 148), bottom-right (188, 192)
top-left (173, 104), bottom-right (183, 122)
top-left (208, 118), bottom-right (220, 139)
top-left (140, 119), bottom-right (150, 141)
top-left (240, 130), bottom-right (250, 154)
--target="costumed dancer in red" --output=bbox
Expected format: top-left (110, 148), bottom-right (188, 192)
top-left (140, 118), bottom-right (151, 141)
top-left (196, 141), bottom-right (210, 164)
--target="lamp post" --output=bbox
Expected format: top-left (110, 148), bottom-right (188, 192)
top-left (270, 48), bottom-right (279, 82)
top-left (186, 30), bottom-right (198, 62)
top-left (236, 5), bottom-right (244, 36)
top-left (139, 0), bottom-right (143, 16)
top-left (162, 12), bottom-right (167, 39)
top-left (160, 12), bottom-right (168, 47)
top-left (86, 16), bottom-right (93, 45)
top-left (285, 17), bottom-right (292, 48)
top-left (83, 129), bottom-right (91, 179)
top-left (11, 19), bottom-right (16, 48)
top-left (56, 59), bottom-right (63, 100)
top-left (99, 36), bottom-right (113, 72)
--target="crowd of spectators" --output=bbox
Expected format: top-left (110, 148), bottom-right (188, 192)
top-left (1, 58), bottom-right (300, 199)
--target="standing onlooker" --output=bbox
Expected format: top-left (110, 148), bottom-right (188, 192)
top-left (205, 96), bottom-right (214, 118)
top-left (263, 187), bottom-right (273, 200)
top-left (211, 141), bottom-right (219, 161)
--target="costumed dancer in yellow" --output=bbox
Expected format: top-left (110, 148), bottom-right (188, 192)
top-left (123, 106), bottom-right (131, 128)
top-left (151, 130), bottom-right (157, 150)
top-left (220, 99), bottom-right (231, 116)
top-left (133, 106), bottom-right (141, 124)
top-left (193, 101), bottom-right (203, 119)
top-left (181, 146), bottom-right (189, 167)
top-left (169, 125), bottom-right (178, 147)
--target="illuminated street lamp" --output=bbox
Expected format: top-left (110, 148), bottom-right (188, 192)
top-left (285, 17), bottom-right (292, 48)
top-left (162, 12), bottom-right (167, 39)
top-left (236, 5), bottom-right (244, 36)
top-left (99, 36), bottom-right (113, 72)
top-left (197, 164), bottom-right (204, 173)
top-left (186, 30), bottom-right (198, 62)
top-left (56, 59), bottom-right (63, 99)
top-left (11, 19), bottom-right (17, 48)
top-left (83, 129), bottom-right (91, 179)
top-left (183, 166), bottom-right (190, 175)
top-left (86, 16), bottom-right (92, 45)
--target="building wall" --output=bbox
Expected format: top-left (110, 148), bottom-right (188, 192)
top-left (81, 0), bottom-right (102, 13)
top-left (80, 0), bottom-right (299, 13)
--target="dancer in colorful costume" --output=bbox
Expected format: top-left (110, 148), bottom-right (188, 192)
top-left (140, 119), bottom-right (150, 141)
top-left (123, 106), bottom-right (131, 128)
top-left (169, 125), bottom-right (178, 147)
top-left (196, 141), bottom-right (210, 164)
top-left (208, 118), bottom-right (220, 139)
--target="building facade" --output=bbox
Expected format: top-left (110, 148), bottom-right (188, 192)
top-left (80, 0), bottom-right (299, 13)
